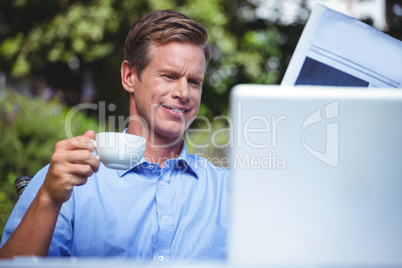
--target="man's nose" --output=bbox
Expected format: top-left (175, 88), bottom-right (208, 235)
top-left (172, 79), bottom-right (190, 101)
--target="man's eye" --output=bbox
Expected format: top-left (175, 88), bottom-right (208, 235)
top-left (189, 79), bottom-right (201, 86)
top-left (165, 75), bottom-right (175, 80)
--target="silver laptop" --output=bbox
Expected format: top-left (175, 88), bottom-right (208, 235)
top-left (228, 85), bottom-right (402, 267)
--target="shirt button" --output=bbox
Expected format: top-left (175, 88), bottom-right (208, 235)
top-left (148, 164), bottom-right (155, 169)
top-left (160, 181), bottom-right (165, 187)
top-left (162, 215), bottom-right (168, 221)
top-left (158, 255), bottom-right (164, 262)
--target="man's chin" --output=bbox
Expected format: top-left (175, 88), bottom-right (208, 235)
top-left (149, 129), bottom-right (185, 144)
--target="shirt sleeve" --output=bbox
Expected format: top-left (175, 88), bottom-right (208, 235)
top-left (0, 164), bottom-right (74, 256)
top-left (0, 165), bottom-right (49, 247)
top-left (48, 199), bottom-right (74, 256)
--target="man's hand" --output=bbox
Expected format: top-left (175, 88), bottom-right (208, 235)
top-left (42, 130), bottom-right (100, 205)
top-left (0, 130), bottom-right (100, 258)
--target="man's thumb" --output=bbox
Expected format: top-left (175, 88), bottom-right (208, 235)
top-left (83, 130), bottom-right (96, 140)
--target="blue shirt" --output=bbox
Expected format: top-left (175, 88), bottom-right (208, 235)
top-left (1, 141), bottom-right (230, 263)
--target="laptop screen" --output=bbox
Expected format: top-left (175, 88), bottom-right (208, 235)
top-left (228, 85), bottom-right (402, 267)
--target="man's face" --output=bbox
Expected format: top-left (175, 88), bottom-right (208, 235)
top-left (130, 42), bottom-right (206, 143)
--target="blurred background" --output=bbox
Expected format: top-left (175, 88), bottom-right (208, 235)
top-left (0, 0), bottom-right (401, 235)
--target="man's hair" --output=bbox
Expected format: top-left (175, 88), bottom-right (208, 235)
top-left (124, 10), bottom-right (211, 80)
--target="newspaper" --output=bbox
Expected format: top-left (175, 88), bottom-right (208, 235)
top-left (281, 4), bottom-right (402, 88)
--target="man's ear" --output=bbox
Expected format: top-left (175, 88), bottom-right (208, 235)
top-left (121, 60), bottom-right (136, 94)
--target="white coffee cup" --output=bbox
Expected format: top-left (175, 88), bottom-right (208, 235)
top-left (94, 132), bottom-right (146, 170)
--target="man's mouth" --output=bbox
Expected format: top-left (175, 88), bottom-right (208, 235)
top-left (169, 108), bottom-right (186, 113)
top-left (161, 105), bottom-right (188, 113)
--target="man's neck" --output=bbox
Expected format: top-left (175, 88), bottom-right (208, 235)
top-left (127, 125), bottom-right (184, 168)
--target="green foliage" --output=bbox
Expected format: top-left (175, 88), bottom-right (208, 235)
top-left (0, 0), bottom-right (120, 76)
top-left (0, 90), bottom-right (99, 236)
top-left (185, 114), bottom-right (230, 167)
top-left (0, 0), bottom-right (302, 118)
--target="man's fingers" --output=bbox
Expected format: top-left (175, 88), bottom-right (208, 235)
top-left (69, 163), bottom-right (97, 178)
top-left (56, 135), bottom-right (96, 151)
top-left (53, 131), bottom-right (97, 152)
top-left (71, 176), bottom-right (89, 187)
top-left (62, 150), bottom-right (100, 172)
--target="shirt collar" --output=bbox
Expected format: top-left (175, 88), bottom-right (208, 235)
top-left (117, 139), bottom-right (199, 179)
top-left (174, 140), bottom-right (199, 179)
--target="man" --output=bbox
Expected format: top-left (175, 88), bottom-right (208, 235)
top-left (0, 10), bottom-right (229, 262)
